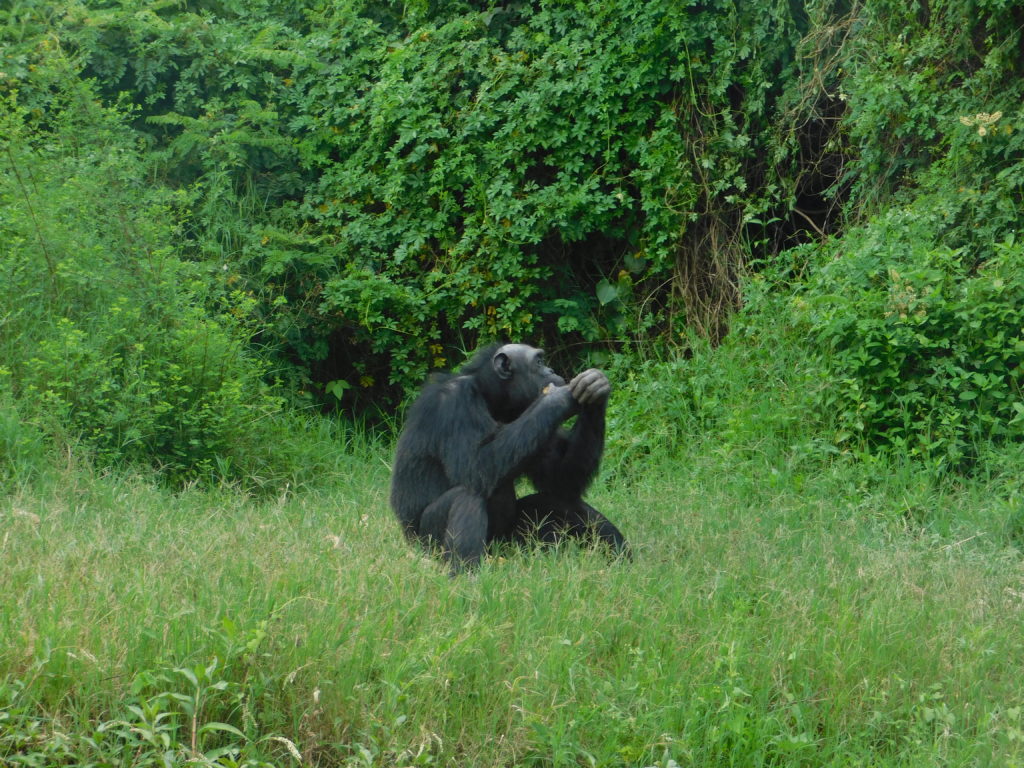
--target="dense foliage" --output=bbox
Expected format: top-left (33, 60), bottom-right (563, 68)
top-left (797, 213), bottom-right (1024, 470)
top-left (602, 0), bottom-right (1024, 475)
top-left (0, 60), bottom-right (282, 481)
top-left (793, 0), bottom-right (1024, 467)
top-left (3, 0), bottom-right (814, 399)
top-left (1, 0), bottom-right (1022, 480)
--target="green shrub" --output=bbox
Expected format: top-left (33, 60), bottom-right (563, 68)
top-left (796, 215), bottom-right (1024, 469)
top-left (267, 0), bottom-right (806, 392)
top-left (784, 1), bottom-right (1024, 470)
top-left (0, 53), bottom-right (283, 484)
top-left (5, 0), bottom-right (809, 397)
top-left (837, 0), bottom-right (1024, 211)
top-left (604, 279), bottom-right (828, 482)
top-left (17, 304), bottom-right (281, 480)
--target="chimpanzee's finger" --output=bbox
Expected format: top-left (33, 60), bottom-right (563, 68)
top-left (569, 368), bottom-right (610, 404)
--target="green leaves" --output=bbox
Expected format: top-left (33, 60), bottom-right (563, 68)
top-left (796, 226), bottom-right (1024, 469)
top-left (6, 0), bottom-right (804, 397)
top-left (324, 379), bottom-right (351, 401)
top-left (0, 58), bottom-right (283, 484)
top-left (596, 280), bottom-right (619, 306)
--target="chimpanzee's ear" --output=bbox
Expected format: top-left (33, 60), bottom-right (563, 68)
top-left (493, 351), bottom-right (513, 380)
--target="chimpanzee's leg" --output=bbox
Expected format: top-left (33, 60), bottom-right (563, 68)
top-left (513, 493), bottom-right (629, 556)
top-left (419, 486), bottom-right (489, 572)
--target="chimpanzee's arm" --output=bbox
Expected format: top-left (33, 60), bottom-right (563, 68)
top-left (527, 401), bottom-right (605, 499)
top-left (438, 380), bottom-right (578, 497)
top-left (527, 368), bottom-right (610, 498)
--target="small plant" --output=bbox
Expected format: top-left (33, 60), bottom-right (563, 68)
top-left (0, 383), bottom-right (49, 491)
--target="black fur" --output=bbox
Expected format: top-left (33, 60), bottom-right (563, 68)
top-left (390, 343), bottom-right (628, 572)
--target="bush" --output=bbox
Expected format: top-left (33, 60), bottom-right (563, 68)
top-left (795, 209), bottom-right (1024, 469)
top-left (0, 53), bottom-right (283, 484)
top-left (783, 3), bottom-right (1024, 471)
top-left (604, 279), bottom-right (828, 483)
top-left (6, 0), bottom-right (809, 398)
top-left (0, 384), bottom-right (49, 492)
top-left (264, 0), bottom-right (807, 393)
top-left (836, 0), bottom-right (1024, 211)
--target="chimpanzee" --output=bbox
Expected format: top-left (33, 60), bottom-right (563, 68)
top-left (390, 342), bottom-right (628, 572)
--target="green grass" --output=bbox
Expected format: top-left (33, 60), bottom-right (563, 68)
top-left (2, 437), bottom-right (1023, 767)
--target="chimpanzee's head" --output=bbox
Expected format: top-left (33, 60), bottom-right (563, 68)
top-left (465, 343), bottom-right (565, 422)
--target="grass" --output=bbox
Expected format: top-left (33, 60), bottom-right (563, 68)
top-left (2, 432), bottom-right (1023, 768)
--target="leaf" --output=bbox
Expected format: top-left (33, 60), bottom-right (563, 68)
top-left (624, 253), bottom-right (647, 273)
top-left (175, 667), bottom-right (199, 687)
top-left (198, 721), bottom-right (246, 738)
top-left (596, 279), bottom-right (618, 306)
top-left (325, 380), bottom-right (351, 400)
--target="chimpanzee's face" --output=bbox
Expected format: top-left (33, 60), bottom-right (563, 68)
top-left (491, 344), bottom-right (565, 420)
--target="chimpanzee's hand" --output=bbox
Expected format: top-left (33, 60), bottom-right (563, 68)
top-left (568, 368), bottom-right (611, 407)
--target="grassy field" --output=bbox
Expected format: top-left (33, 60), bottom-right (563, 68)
top-left (2, 433), bottom-right (1023, 768)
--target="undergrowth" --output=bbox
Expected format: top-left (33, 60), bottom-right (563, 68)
top-left (0, 66), bottom-right (290, 487)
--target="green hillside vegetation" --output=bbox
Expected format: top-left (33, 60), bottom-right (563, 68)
top-left (2, 1), bottom-right (1022, 766)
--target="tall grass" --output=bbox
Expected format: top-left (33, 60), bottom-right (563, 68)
top-left (2, 431), bottom-right (1022, 767)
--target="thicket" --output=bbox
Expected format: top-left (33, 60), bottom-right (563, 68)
top-left (610, 0), bottom-right (1024, 474)
top-left (0, 49), bottom-right (284, 483)
top-left (3, 0), bottom-right (818, 395)
top-left (793, 0), bottom-right (1024, 468)
top-left (1, 0), bottom-right (1022, 480)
